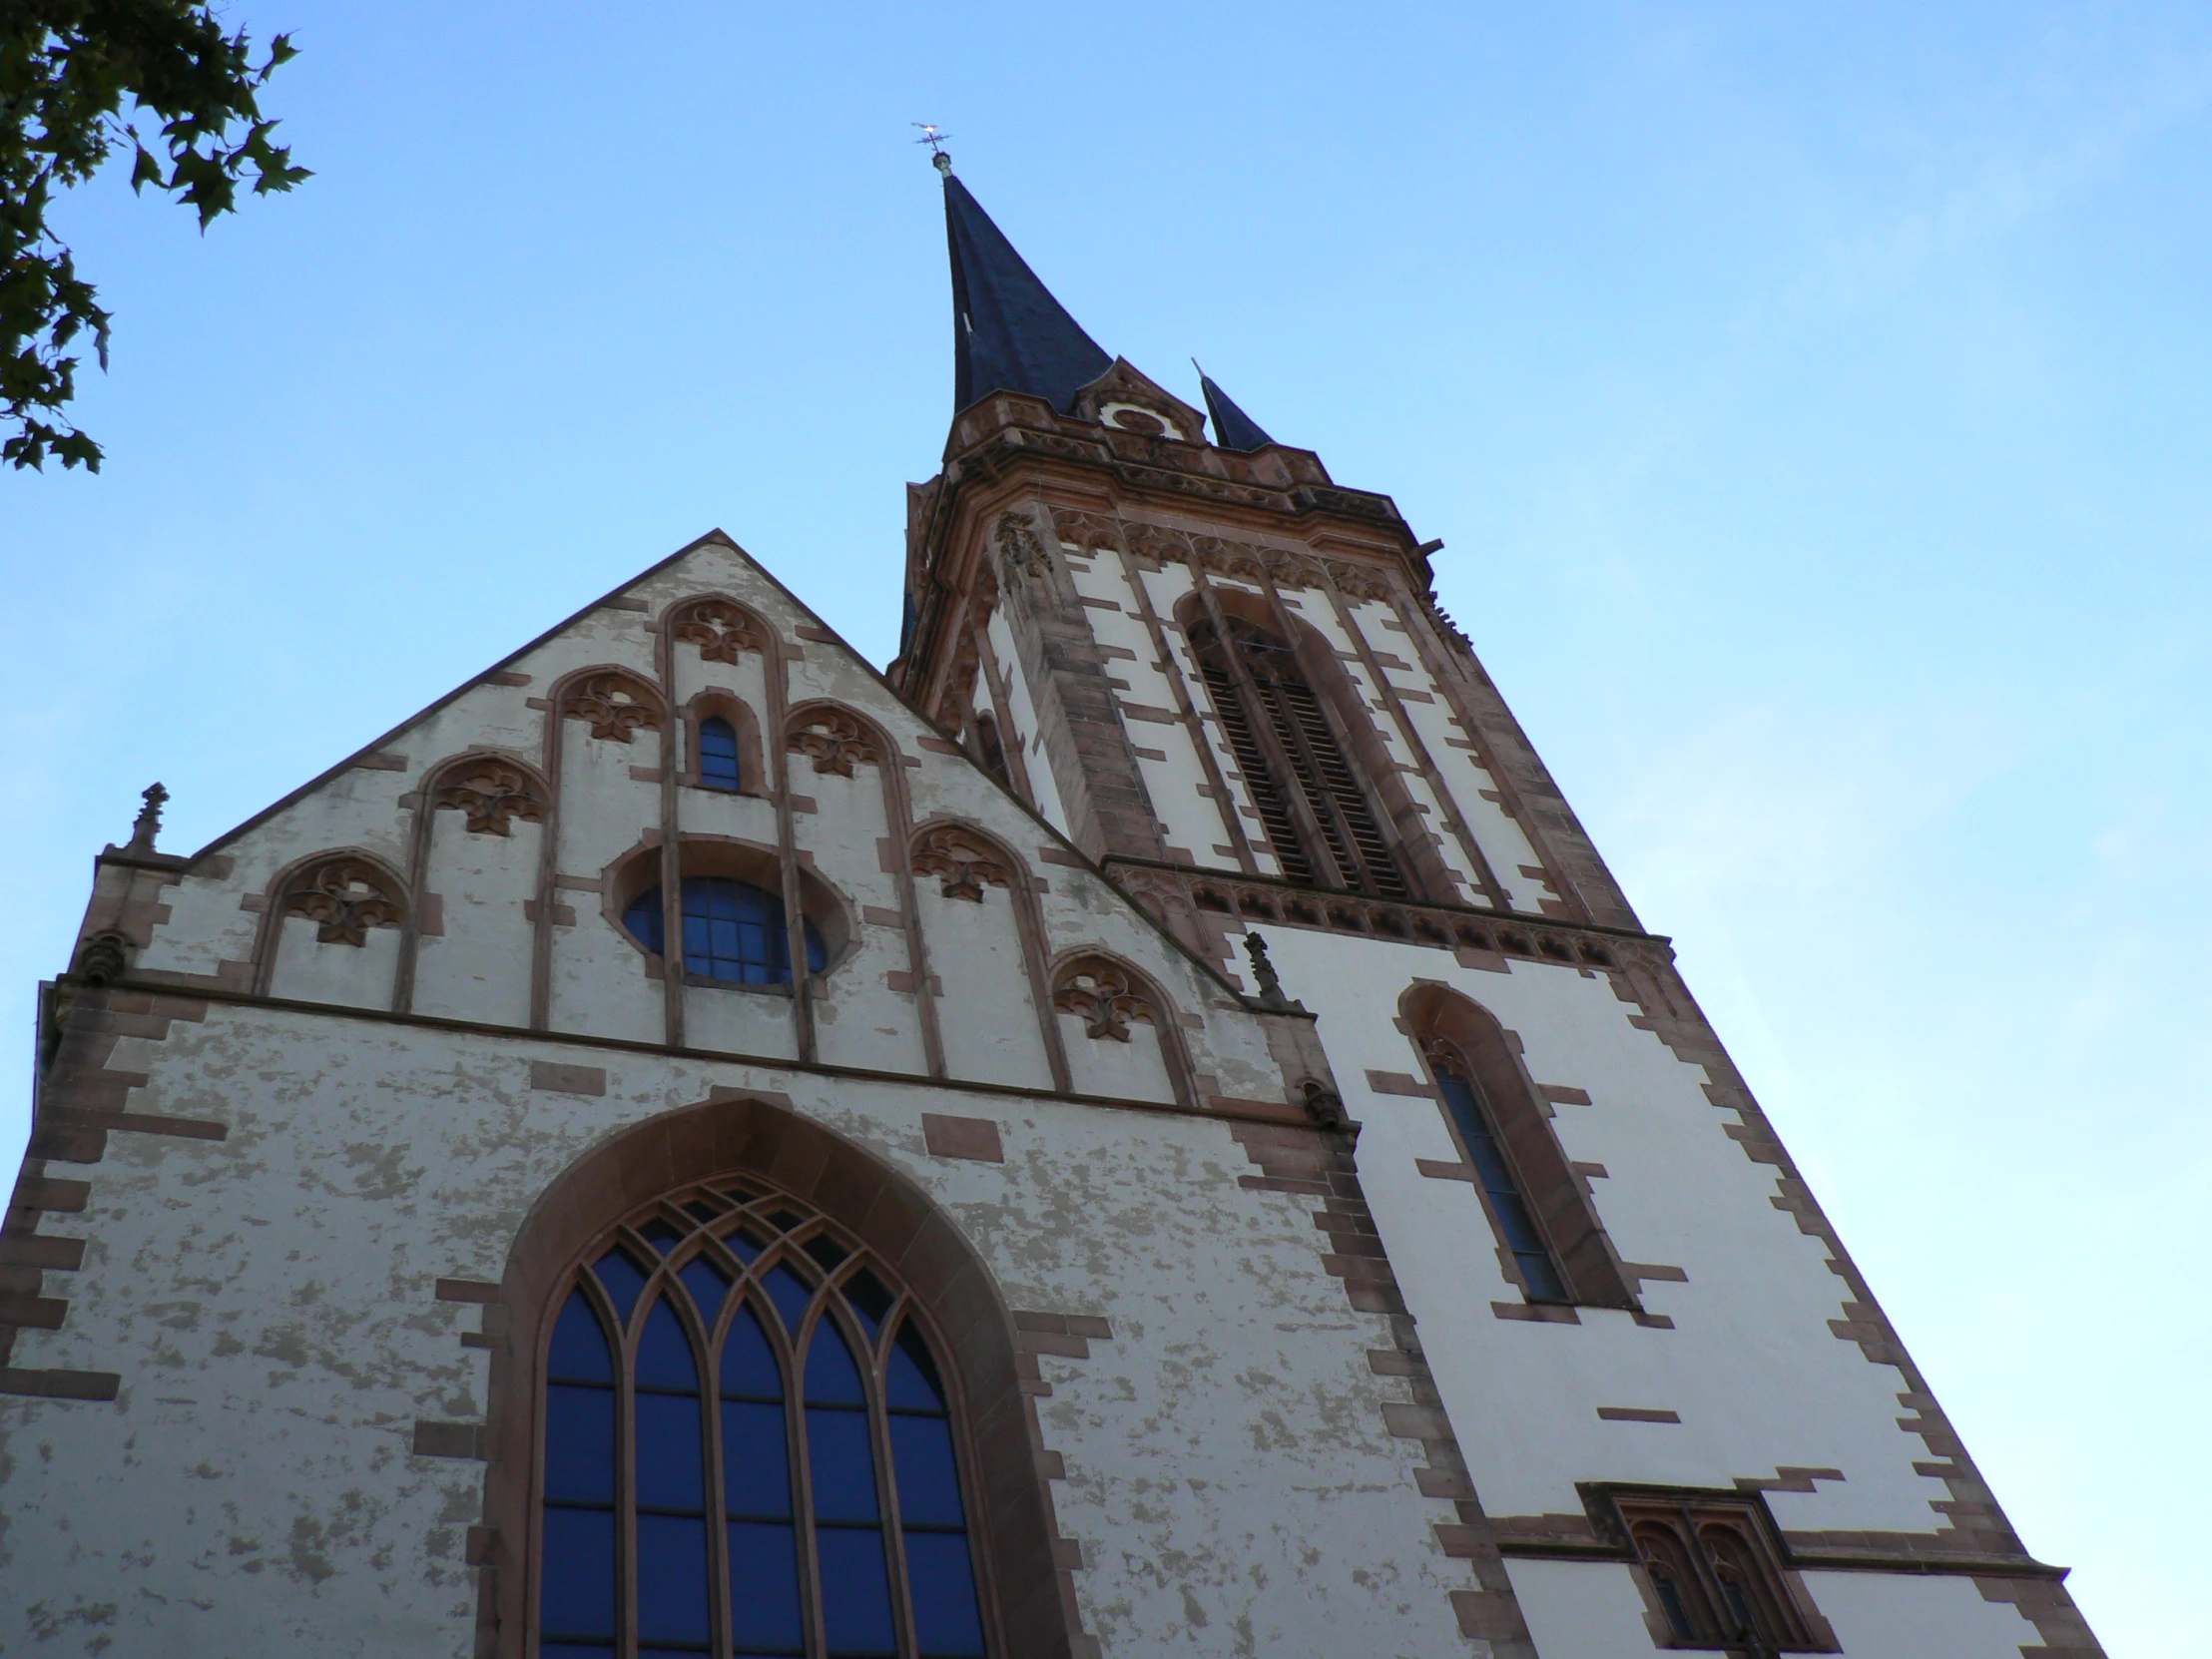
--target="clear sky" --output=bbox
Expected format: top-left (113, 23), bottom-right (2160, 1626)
top-left (4, 4), bottom-right (2205, 1649)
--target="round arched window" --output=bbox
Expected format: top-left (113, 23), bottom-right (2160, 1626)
top-left (624, 878), bottom-right (828, 984)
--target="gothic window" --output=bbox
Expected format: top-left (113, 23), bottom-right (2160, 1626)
top-left (1614, 1493), bottom-right (1823, 1652)
top-left (625, 878), bottom-right (827, 984)
top-left (1430, 1054), bottom-right (1567, 1302)
top-left (1404, 985), bottom-right (1636, 1311)
top-left (970, 714), bottom-right (1011, 794)
top-left (1186, 614), bottom-right (1407, 897)
top-left (538, 1186), bottom-right (989, 1658)
top-left (700, 717), bottom-right (743, 792)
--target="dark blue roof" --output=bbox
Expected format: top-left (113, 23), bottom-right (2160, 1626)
top-left (1198, 372), bottom-right (1277, 451)
top-left (944, 175), bottom-right (1113, 415)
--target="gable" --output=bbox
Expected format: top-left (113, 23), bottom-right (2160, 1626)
top-left (100, 532), bottom-right (1305, 1114)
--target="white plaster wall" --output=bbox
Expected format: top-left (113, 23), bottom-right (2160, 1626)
top-left (2, 999), bottom-right (1475, 1659)
top-left (682, 979), bottom-right (800, 1059)
top-left (266, 912), bottom-right (400, 1009)
top-left (1504, 1558), bottom-right (1667, 1659)
top-left (412, 812), bottom-right (538, 1027)
top-left (985, 607), bottom-right (1068, 836)
top-left (1801, 1569), bottom-right (2041, 1656)
top-left (1058, 1014), bottom-right (1176, 1104)
top-left (1252, 924), bottom-right (1956, 1541)
top-left (918, 883), bottom-right (1052, 1089)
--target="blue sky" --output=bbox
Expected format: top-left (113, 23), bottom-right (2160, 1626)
top-left (4, 4), bottom-right (2206, 1648)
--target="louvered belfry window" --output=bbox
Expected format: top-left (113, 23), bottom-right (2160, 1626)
top-left (1188, 615), bottom-right (1407, 896)
top-left (538, 1183), bottom-right (988, 1659)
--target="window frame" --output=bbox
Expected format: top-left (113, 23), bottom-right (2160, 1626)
top-left (529, 1182), bottom-right (1000, 1659)
top-left (1594, 1486), bottom-right (1835, 1654)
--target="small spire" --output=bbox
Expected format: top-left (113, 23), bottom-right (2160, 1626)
top-left (1243, 931), bottom-right (1307, 1013)
top-left (1195, 367), bottom-right (1277, 452)
top-left (126, 782), bottom-right (168, 853)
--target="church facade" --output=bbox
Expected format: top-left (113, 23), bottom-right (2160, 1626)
top-left (0, 166), bottom-right (2101, 1659)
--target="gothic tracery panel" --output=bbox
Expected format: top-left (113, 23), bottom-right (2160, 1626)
top-left (429, 758), bottom-right (547, 835)
top-left (559, 670), bottom-right (665, 743)
top-left (1050, 954), bottom-right (1157, 1042)
top-left (670, 597), bottom-right (768, 664)
top-left (788, 709), bottom-right (883, 777)
top-left (281, 855), bottom-right (406, 946)
top-left (910, 826), bottom-right (1014, 902)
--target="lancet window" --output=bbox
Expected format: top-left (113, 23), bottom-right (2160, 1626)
top-left (538, 1184), bottom-right (988, 1658)
top-left (1186, 614), bottom-right (1407, 897)
top-left (1428, 1048), bottom-right (1567, 1302)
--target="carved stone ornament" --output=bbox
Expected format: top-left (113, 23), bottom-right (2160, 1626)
top-left (284, 858), bottom-right (405, 947)
top-left (788, 709), bottom-right (881, 777)
top-left (911, 825), bottom-right (1014, 901)
top-left (1049, 509), bottom-right (1120, 557)
top-left (670, 598), bottom-right (765, 664)
top-left (1052, 955), bottom-right (1157, 1042)
top-left (561, 672), bottom-right (663, 743)
top-left (75, 930), bottom-right (131, 985)
top-left (1327, 561), bottom-right (1396, 604)
top-left (995, 513), bottom-right (1052, 585)
top-left (432, 759), bottom-right (546, 835)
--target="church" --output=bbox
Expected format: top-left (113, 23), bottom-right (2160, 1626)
top-left (0, 157), bottom-right (2102, 1658)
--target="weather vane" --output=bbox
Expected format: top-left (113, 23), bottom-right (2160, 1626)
top-left (912, 122), bottom-right (953, 175)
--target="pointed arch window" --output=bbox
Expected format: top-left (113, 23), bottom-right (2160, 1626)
top-left (538, 1185), bottom-right (989, 1659)
top-left (1186, 614), bottom-right (1407, 897)
top-left (1613, 1492), bottom-right (1826, 1652)
top-left (1428, 1048), bottom-right (1567, 1303)
top-left (699, 717), bottom-right (743, 792)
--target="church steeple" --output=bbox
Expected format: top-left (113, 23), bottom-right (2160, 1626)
top-left (1196, 367), bottom-right (1277, 452)
top-left (942, 170), bottom-right (1112, 415)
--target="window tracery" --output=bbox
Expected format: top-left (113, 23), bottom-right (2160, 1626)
top-left (670, 598), bottom-right (768, 664)
top-left (562, 671), bottom-right (666, 744)
top-left (430, 758), bottom-right (547, 835)
top-left (538, 1184), bottom-right (988, 1659)
top-left (910, 827), bottom-right (1014, 902)
top-left (281, 856), bottom-right (406, 946)
top-left (788, 710), bottom-right (883, 778)
top-left (1614, 1493), bottom-right (1822, 1652)
top-left (1050, 955), bottom-right (1157, 1042)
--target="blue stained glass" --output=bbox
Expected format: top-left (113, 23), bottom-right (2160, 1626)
top-left (700, 717), bottom-right (742, 791)
top-left (727, 1520), bottom-right (804, 1653)
top-left (636, 1300), bottom-right (699, 1391)
top-left (721, 1303), bottom-right (784, 1400)
top-left (889, 1414), bottom-right (964, 1527)
top-left (1436, 1071), bottom-right (1569, 1302)
top-left (903, 1530), bottom-right (986, 1657)
top-left (541, 1647), bottom-right (615, 1659)
top-left (636, 1391), bottom-right (706, 1511)
top-left (727, 1228), bottom-right (765, 1264)
top-left (641, 1218), bottom-right (685, 1255)
top-left (763, 1264), bottom-right (814, 1335)
top-left (723, 1400), bottom-right (794, 1518)
top-left (623, 889), bottom-right (666, 955)
top-left (593, 1250), bottom-right (650, 1326)
top-left (678, 1256), bottom-right (729, 1323)
top-left (805, 1322), bottom-right (866, 1405)
top-left (635, 1511), bottom-right (711, 1645)
top-left (621, 879), bottom-right (825, 984)
top-left (885, 1323), bottom-right (947, 1411)
top-left (540, 1507), bottom-right (616, 1638)
top-left (841, 1269), bottom-right (893, 1344)
top-left (816, 1525), bottom-right (896, 1657)
top-left (544, 1384), bottom-right (617, 1504)
top-left (807, 1409), bottom-right (879, 1523)
top-left (548, 1290), bottom-right (613, 1383)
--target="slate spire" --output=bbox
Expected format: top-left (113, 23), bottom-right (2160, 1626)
top-left (942, 171), bottom-right (1112, 415)
top-left (1196, 367), bottom-right (1277, 452)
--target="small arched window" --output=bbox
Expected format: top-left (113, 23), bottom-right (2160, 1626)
top-left (1187, 614), bottom-right (1406, 897)
top-left (1615, 1493), bottom-right (1823, 1652)
top-left (970, 713), bottom-right (1012, 794)
top-left (538, 1185), bottom-right (989, 1658)
top-left (700, 716), bottom-right (743, 792)
top-left (625, 878), bottom-right (827, 984)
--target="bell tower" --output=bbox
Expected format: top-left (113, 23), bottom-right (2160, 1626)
top-left (890, 164), bottom-right (1640, 967)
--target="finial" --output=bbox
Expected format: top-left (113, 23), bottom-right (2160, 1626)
top-left (127, 782), bottom-right (169, 853)
top-left (1243, 931), bottom-right (1307, 1014)
top-left (912, 122), bottom-right (953, 175)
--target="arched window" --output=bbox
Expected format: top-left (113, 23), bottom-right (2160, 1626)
top-left (700, 717), bottom-right (743, 792)
top-left (1615, 1493), bottom-right (1822, 1652)
top-left (1428, 1050), bottom-right (1567, 1302)
top-left (1186, 614), bottom-right (1406, 897)
top-left (539, 1185), bottom-right (988, 1659)
top-left (970, 713), bottom-right (1011, 794)
top-left (625, 878), bottom-right (828, 984)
